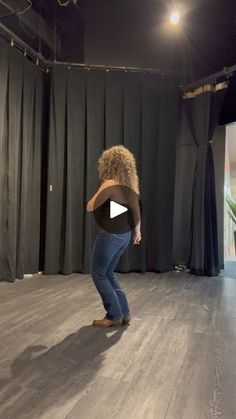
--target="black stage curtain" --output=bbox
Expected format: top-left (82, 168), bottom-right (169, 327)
top-left (174, 84), bottom-right (227, 276)
top-left (44, 67), bottom-right (180, 275)
top-left (0, 38), bottom-right (43, 282)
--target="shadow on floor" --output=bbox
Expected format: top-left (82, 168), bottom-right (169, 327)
top-left (1, 325), bottom-right (126, 417)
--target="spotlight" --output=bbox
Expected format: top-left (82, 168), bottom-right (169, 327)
top-left (170, 11), bottom-right (181, 25)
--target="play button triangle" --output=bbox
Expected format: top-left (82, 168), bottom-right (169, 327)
top-left (110, 201), bottom-right (128, 219)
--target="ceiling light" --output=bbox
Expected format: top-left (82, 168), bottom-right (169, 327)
top-left (170, 11), bottom-right (181, 25)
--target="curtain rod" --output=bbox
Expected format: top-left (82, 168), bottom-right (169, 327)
top-left (0, 21), bottom-right (182, 78)
top-left (51, 60), bottom-right (181, 77)
top-left (0, 23), bottom-right (50, 72)
top-left (183, 64), bottom-right (236, 91)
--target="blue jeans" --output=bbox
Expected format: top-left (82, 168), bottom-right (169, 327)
top-left (91, 230), bottom-right (131, 320)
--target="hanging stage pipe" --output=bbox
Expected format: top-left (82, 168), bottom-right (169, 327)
top-left (51, 60), bottom-right (182, 77)
top-left (0, 22), bottom-right (49, 71)
top-left (0, 24), bottom-right (180, 77)
top-left (0, 24), bottom-right (182, 78)
top-left (183, 63), bottom-right (236, 91)
top-left (0, 0), bottom-right (55, 51)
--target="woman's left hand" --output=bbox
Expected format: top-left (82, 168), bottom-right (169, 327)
top-left (133, 231), bottom-right (142, 245)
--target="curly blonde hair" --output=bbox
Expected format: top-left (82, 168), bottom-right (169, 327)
top-left (98, 145), bottom-right (140, 195)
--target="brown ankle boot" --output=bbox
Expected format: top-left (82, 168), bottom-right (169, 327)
top-left (122, 315), bottom-right (131, 325)
top-left (92, 318), bottom-right (122, 327)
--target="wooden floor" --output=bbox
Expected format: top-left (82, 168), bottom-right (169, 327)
top-left (0, 267), bottom-right (236, 419)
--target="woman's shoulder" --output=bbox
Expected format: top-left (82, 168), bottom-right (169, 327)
top-left (101, 179), bottom-right (120, 189)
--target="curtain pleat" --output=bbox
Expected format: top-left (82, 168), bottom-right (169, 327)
top-left (0, 40), bottom-right (9, 280)
top-left (120, 72), bottom-right (143, 271)
top-left (83, 70), bottom-right (105, 272)
top-left (185, 89), bottom-right (227, 276)
top-left (8, 48), bottom-right (24, 280)
top-left (44, 68), bottom-right (67, 274)
top-left (105, 72), bottom-right (124, 147)
top-left (0, 38), bottom-right (43, 282)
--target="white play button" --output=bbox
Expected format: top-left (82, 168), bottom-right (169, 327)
top-left (110, 201), bottom-right (128, 219)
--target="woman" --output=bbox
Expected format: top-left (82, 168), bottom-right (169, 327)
top-left (87, 145), bottom-right (141, 327)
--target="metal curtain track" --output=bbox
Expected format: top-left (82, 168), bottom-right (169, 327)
top-left (0, 21), bottom-right (180, 77)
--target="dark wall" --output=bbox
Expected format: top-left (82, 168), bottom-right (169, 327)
top-left (84, 0), bottom-right (181, 72)
top-left (85, 22), bottom-right (180, 72)
top-left (83, 0), bottom-right (236, 83)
